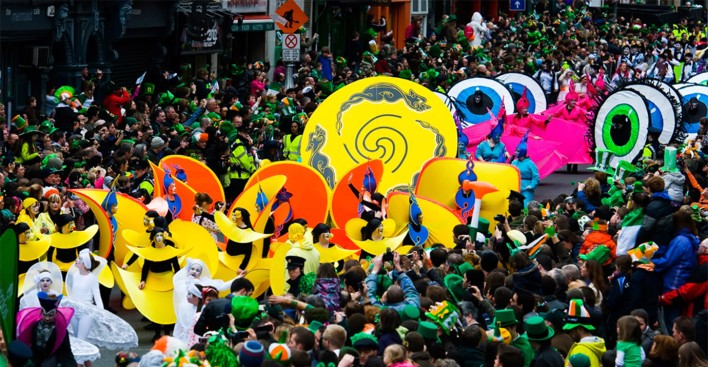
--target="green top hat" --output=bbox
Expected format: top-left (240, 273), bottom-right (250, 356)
top-left (477, 218), bottom-right (490, 237)
top-left (399, 69), bottom-right (412, 80)
top-left (524, 316), bottom-right (555, 341)
top-left (230, 296), bottom-right (259, 330)
top-left (492, 308), bottom-right (518, 328)
top-left (563, 299), bottom-right (595, 331)
top-left (614, 160), bottom-right (637, 181)
top-left (632, 182), bottom-right (644, 193)
top-left (12, 115), bottom-right (28, 131)
top-left (661, 146), bottom-right (680, 173)
top-left (443, 274), bottom-right (466, 304)
top-left (142, 83), bottom-right (155, 96)
top-left (589, 148), bottom-right (616, 175)
top-left (399, 304), bottom-right (421, 322)
top-left (578, 245), bottom-right (611, 264)
top-left (308, 320), bottom-right (324, 334)
top-left (457, 261), bottom-right (474, 275)
top-left (417, 321), bottom-right (440, 342)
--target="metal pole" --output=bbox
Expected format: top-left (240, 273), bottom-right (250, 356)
top-left (285, 62), bottom-right (295, 89)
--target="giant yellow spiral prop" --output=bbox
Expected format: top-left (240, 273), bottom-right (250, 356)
top-left (302, 76), bottom-right (457, 194)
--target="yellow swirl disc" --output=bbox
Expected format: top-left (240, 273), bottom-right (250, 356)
top-left (301, 76), bottom-right (457, 194)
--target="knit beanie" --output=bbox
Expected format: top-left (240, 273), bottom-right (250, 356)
top-left (239, 340), bottom-right (265, 367)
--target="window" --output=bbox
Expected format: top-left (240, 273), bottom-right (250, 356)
top-left (411, 0), bottom-right (428, 14)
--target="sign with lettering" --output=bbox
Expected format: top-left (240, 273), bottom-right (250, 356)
top-left (224, 0), bottom-right (268, 14)
top-left (231, 21), bottom-right (275, 32)
top-left (282, 33), bottom-right (301, 62)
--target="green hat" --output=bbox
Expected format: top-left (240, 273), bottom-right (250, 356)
top-left (563, 299), bottom-right (595, 331)
top-left (400, 304), bottom-right (421, 322)
top-left (39, 119), bottom-right (53, 133)
top-left (661, 146), bottom-right (680, 173)
top-left (124, 116), bottom-right (138, 126)
top-left (614, 160), bottom-right (637, 181)
top-left (12, 115), bottom-right (28, 131)
top-left (230, 296), bottom-right (259, 330)
top-left (308, 320), bottom-right (324, 334)
top-left (589, 148), bottom-right (615, 175)
top-left (632, 182), bottom-right (644, 193)
top-left (429, 44), bottom-right (443, 59)
top-left (477, 217), bottom-right (490, 237)
top-left (158, 91), bottom-right (176, 106)
top-left (578, 245), bottom-right (610, 264)
top-left (492, 308), bottom-right (518, 328)
top-left (351, 332), bottom-right (378, 349)
top-left (443, 274), bottom-right (466, 303)
top-left (425, 301), bottom-right (461, 336)
top-left (19, 125), bottom-right (42, 137)
top-left (220, 121), bottom-right (236, 137)
top-left (457, 261), bottom-right (474, 275)
top-left (122, 139), bottom-right (136, 146)
top-left (524, 316), bottom-right (555, 341)
top-left (142, 83), bottom-right (155, 96)
top-left (417, 321), bottom-right (440, 342)
top-left (399, 69), bottom-right (412, 80)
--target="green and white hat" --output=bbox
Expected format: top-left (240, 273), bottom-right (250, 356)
top-left (614, 160), bottom-right (637, 181)
top-left (589, 149), bottom-right (616, 175)
top-left (661, 146), bottom-right (680, 173)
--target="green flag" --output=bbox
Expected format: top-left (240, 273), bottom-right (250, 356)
top-left (0, 228), bottom-right (19, 344)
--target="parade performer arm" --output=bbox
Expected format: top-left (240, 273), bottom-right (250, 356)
top-left (89, 274), bottom-right (104, 309)
top-left (269, 295), bottom-right (315, 311)
top-left (365, 256), bottom-right (384, 307)
top-left (525, 161), bottom-right (540, 191)
top-left (171, 256), bottom-right (181, 273)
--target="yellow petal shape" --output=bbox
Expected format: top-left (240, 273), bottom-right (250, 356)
top-left (126, 245), bottom-right (189, 263)
top-left (48, 225), bottom-right (99, 249)
top-left (112, 263), bottom-right (176, 324)
top-left (269, 242), bottom-right (292, 296)
top-left (19, 237), bottom-right (51, 262)
top-left (160, 155), bottom-right (226, 205)
top-left (314, 244), bottom-right (359, 263)
top-left (351, 231), bottom-right (408, 256)
top-left (215, 211), bottom-right (272, 243)
top-left (169, 219), bottom-right (220, 275)
top-left (386, 193), bottom-right (464, 248)
top-left (69, 189), bottom-right (114, 259)
top-left (415, 158), bottom-right (520, 225)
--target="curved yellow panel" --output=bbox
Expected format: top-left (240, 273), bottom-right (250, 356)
top-left (48, 225), bottom-right (98, 249)
top-left (73, 189), bottom-right (149, 266)
top-left (125, 245), bottom-right (189, 262)
top-left (301, 76), bottom-right (457, 194)
top-left (169, 220), bottom-right (219, 275)
top-left (344, 218), bottom-right (397, 241)
top-left (69, 189), bottom-right (113, 259)
top-left (19, 238), bottom-right (51, 262)
top-left (351, 231), bottom-right (408, 256)
top-left (244, 265), bottom-right (272, 298)
top-left (245, 162), bottom-right (330, 226)
top-left (160, 155), bottom-right (226, 205)
top-left (269, 242), bottom-right (292, 296)
top-left (329, 159), bottom-right (385, 229)
top-left (150, 161), bottom-right (198, 222)
top-left (112, 263), bottom-right (176, 324)
top-left (226, 175), bottom-right (287, 225)
top-left (386, 193), bottom-right (464, 248)
top-left (314, 244), bottom-right (359, 263)
top-left (215, 211), bottom-right (272, 243)
top-left (415, 158), bottom-right (521, 225)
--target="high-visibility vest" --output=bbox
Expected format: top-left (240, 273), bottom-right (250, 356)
top-left (229, 139), bottom-right (255, 179)
top-left (283, 134), bottom-right (302, 161)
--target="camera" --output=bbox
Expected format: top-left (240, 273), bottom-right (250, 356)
top-left (382, 248), bottom-right (394, 262)
top-left (494, 214), bottom-right (506, 223)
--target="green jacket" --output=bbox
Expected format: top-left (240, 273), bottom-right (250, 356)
top-left (512, 334), bottom-right (535, 367)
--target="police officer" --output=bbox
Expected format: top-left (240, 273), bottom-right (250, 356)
top-left (227, 124), bottom-right (256, 202)
top-left (283, 119), bottom-right (302, 162)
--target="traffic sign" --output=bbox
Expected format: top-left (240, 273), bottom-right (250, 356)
top-left (274, 0), bottom-right (308, 34)
top-left (510, 0), bottom-right (526, 11)
top-left (282, 33), bottom-right (301, 62)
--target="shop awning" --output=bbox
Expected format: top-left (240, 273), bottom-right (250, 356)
top-left (231, 14), bottom-right (274, 32)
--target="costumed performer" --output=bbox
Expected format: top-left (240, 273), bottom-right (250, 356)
top-left (192, 193), bottom-right (219, 242)
top-left (172, 258), bottom-right (234, 343)
top-left (311, 223), bottom-right (357, 269)
top-left (185, 285), bottom-right (219, 347)
top-left (18, 264), bottom-right (101, 366)
top-left (610, 62), bottom-right (633, 89)
top-left (65, 249), bottom-right (138, 349)
top-left (283, 223), bottom-right (320, 277)
top-left (121, 210), bottom-right (166, 270)
top-left (467, 12), bottom-right (488, 48)
top-left (47, 214), bottom-right (98, 272)
top-left (475, 109), bottom-right (508, 163)
top-left (221, 207), bottom-right (257, 273)
top-left (546, 82), bottom-right (590, 173)
top-left (163, 171), bottom-right (182, 222)
top-left (348, 168), bottom-right (387, 221)
top-left (15, 219), bottom-right (51, 275)
top-left (511, 132), bottom-right (540, 206)
top-left (506, 88), bottom-right (551, 137)
top-left (16, 292), bottom-right (77, 367)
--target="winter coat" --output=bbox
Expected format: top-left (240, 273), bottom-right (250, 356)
top-left (660, 254), bottom-right (708, 317)
top-left (451, 346), bottom-right (485, 367)
top-left (313, 277), bottom-right (341, 314)
top-left (626, 265), bottom-right (660, 326)
top-left (637, 192), bottom-right (675, 247)
top-left (580, 231), bottom-right (617, 265)
top-left (653, 229), bottom-right (700, 292)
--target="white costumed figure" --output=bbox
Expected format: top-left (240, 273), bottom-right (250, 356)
top-left (468, 12), bottom-right (488, 48)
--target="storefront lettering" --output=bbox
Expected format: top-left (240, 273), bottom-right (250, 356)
top-left (11, 11), bottom-right (33, 22)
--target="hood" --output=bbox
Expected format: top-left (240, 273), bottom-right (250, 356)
top-left (515, 263), bottom-right (539, 277)
top-left (291, 239), bottom-right (314, 251)
top-left (584, 231), bottom-right (613, 246)
top-left (572, 336), bottom-right (607, 358)
top-left (471, 12), bottom-right (483, 23)
top-left (677, 228), bottom-right (700, 251)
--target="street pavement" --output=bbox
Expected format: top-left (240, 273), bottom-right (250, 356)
top-left (89, 165), bottom-right (593, 367)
